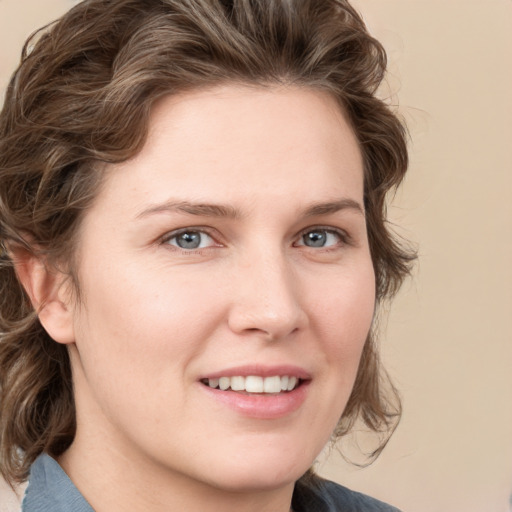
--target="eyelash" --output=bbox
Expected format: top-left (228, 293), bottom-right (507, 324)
top-left (295, 226), bottom-right (350, 250)
top-left (160, 227), bottom-right (219, 253)
top-left (160, 226), bottom-right (351, 253)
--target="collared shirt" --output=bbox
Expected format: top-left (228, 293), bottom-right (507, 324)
top-left (22, 455), bottom-right (93, 512)
top-left (22, 454), bottom-right (401, 512)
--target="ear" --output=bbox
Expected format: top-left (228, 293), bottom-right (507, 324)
top-left (11, 246), bottom-right (75, 345)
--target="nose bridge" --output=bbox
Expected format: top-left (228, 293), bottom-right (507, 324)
top-left (228, 244), bottom-right (306, 339)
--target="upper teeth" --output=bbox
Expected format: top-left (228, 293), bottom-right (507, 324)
top-left (206, 375), bottom-right (298, 393)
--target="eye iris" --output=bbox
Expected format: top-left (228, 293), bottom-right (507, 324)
top-left (176, 232), bottom-right (201, 249)
top-left (304, 231), bottom-right (327, 247)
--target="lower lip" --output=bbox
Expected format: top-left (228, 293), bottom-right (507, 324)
top-left (200, 381), bottom-right (310, 419)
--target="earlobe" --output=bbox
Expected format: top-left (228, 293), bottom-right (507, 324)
top-left (10, 246), bottom-right (75, 345)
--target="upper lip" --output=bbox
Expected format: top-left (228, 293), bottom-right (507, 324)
top-left (199, 364), bottom-right (312, 381)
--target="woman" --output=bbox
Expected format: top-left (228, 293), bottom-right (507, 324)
top-left (0, 0), bottom-right (413, 510)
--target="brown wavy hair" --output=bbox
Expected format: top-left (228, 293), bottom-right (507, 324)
top-left (0, 0), bottom-right (414, 486)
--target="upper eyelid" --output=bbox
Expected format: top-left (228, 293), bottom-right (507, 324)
top-left (296, 225), bottom-right (350, 240)
top-left (160, 226), bottom-right (219, 241)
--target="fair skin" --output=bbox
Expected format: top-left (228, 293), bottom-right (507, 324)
top-left (21, 85), bottom-right (375, 512)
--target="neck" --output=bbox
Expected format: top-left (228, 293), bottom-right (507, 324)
top-left (58, 436), bottom-right (296, 512)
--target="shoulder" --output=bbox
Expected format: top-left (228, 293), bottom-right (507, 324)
top-left (293, 474), bottom-right (402, 512)
top-left (318, 479), bottom-right (402, 511)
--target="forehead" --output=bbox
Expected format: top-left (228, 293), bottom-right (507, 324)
top-left (94, 84), bottom-right (364, 215)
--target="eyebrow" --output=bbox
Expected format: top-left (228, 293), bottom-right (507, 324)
top-left (302, 199), bottom-right (364, 217)
top-left (135, 198), bottom-right (364, 220)
top-left (136, 200), bottom-right (241, 220)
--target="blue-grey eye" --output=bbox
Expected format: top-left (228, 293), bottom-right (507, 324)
top-left (166, 230), bottom-right (214, 250)
top-left (299, 229), bottom-right (341, 248)
top-left (176, 232), bottom-right (201, 249)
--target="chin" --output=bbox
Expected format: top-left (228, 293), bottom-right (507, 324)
top-left (208, 469), bottom-right (298, 494)
top-left (199, 450), bottom-right (312, 493)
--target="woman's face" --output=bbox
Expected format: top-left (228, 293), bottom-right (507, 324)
top-left (65, 85), bottom-right (375, 494)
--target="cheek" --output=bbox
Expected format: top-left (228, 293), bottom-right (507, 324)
top-left (71, 261), bottom-right (226, 398)
top-left (312, 262), bottom-right (375, 339)
top-left (309, 262), bottom-right (375, 387)
top-left (290, 263), bottom-right (375, 456)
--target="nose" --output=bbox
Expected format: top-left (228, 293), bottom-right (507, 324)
top-left (227, 251), bottom-right (308, 340)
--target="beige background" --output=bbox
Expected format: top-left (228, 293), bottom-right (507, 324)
top-left (1, 1), bottom-right (511, 511)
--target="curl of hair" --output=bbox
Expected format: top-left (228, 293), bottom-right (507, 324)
top-left (0, 0), bottom-right (415, 485)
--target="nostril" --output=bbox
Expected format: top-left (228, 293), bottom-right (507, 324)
top-left (227, 300), bottom-right (308, 340)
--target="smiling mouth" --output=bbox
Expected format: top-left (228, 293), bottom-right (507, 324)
top-left (201, 375), bottom-right (302, 394)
